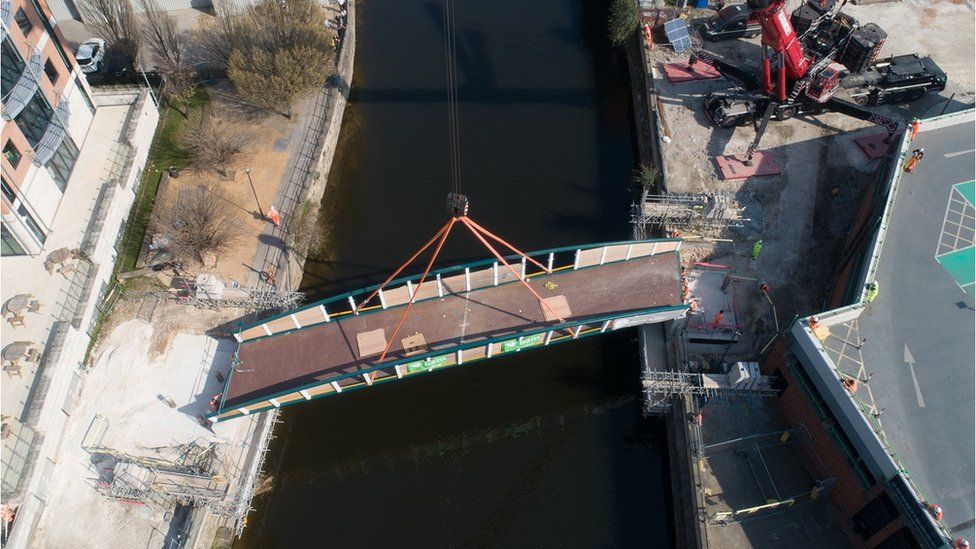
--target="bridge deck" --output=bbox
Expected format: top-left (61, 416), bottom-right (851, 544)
top-left (225, 251), bottom-right (682, 408)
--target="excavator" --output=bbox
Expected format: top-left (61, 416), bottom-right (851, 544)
top-left (693, 0), bottom-right (947, 158)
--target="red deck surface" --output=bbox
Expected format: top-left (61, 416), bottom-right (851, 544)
top-left (227, 253), bottom-right (682, 406)
top-left (715, 152), bottom-right (782, 180)
top-left (662, 61), bottom-right (721, 83)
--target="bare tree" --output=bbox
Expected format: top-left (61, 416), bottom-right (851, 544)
top-left (138, 0), bottom-right (183, 71)
top-left (194, 0), bottom-right (253, 68)
top-left (180, 113), bottom-right (249, 173)
top-left (153, 185), bottom-right (238, 265)
top-left (79, 0), bottom-right (141, 71)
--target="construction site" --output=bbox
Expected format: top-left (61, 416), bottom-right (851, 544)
top-left (1, 0), bottom-right (972, 546)
top-left (629, 0), bottom-right (974, 546)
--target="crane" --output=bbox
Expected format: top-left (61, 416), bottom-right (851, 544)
top-left (694, 0), bottom-right (947, 161)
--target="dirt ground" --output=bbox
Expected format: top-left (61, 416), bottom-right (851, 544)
top-left (95, 296), bottom-right (245, 363)
top-left (153, 80), bottom-right (301, 286)
top-left (646, 0), bottom-right (975, 358)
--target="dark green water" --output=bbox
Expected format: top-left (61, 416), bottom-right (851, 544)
top-left (236, 0), bottom-right (673, 546)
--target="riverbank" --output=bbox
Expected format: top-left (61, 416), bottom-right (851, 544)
top-left (201, 0), bottom-right (359, 543)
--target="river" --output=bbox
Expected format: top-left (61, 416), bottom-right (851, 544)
top-left (236, 0), bottom-right (673, 546)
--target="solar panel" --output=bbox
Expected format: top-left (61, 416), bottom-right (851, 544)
top-left (664, 18), bottom-right (692, 52)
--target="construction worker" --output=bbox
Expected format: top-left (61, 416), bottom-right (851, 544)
top-left (865, 282), bottom-right (879, 303)
top-left (904, 148), bottom-right (925, 173)
top-left (267, 205), bottom-right (281, 227)
top-left (712, 309), bottom-right (725, 327)
top-left (209, 393), bottom-right (223, 412)
top-left (923, 501), bottom-right (943, 522)
top-left (759, 282), bottom-right (770, 295)
top-left (751, 240), bottom-right (763, 261)
top-left (954, 538), bottom-right (970, 548)
top-left (910, 117), bottom-right (922, 141)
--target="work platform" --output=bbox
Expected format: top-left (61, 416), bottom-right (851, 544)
top-left (211, 240), bottom-right (688, 421)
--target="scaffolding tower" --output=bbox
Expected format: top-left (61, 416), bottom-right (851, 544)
top-left (642, 369), bottom-right (780, 413)
top-left (90, 440), bottom-right (242, 517)
top-left (631, 188), bottom-right (747, 237)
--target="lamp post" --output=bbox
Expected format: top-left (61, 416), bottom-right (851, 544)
top-left (244, 168), bottom-right (264, 219)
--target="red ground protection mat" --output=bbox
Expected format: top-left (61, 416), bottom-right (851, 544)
top-left (662, 61), bottom-right (721, 83)
top-left (855, 132), bottom-right (894, 160)
top-left (714, 152), bottom-right (782, 180)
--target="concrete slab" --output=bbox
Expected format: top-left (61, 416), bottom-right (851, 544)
top-left (662, 61), bottom-right (721, 83)
top-left (854, 132), bottom-right (896, 160)
top-left (715, 152), bottom-right (782, 180)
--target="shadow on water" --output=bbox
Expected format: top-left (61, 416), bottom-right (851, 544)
top-left (237, 0), bottom-right (673, 546)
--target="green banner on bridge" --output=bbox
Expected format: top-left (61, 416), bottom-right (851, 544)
top-left (405, 355), bottom-right (450, 373)
top-left (501, 333), bottom-right (544, 353)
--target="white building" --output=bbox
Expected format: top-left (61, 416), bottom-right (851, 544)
top-left (1, 0), bottom-right (160, 543)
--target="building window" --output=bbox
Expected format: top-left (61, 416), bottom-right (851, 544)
top-left (26, 0), bottom-right (73, 73)
top-left (1, 177), bottom-right (15, 203)
top-left (17, 204), bottom-right (45, 244)
top-left (1, 224), bottom-right (26, 256)
top-left (43, 59), bottom-right (59, 84)
top-left (45, 137), bottom-right (79, 192)
top-left (4, 140), bottom-right (22, 168)
top-left (14, 8), bottom-right (32, 36)
top-left (1, 38), bottom-right (26, 97)
top-left (14, 92), bottom-right (55, 148)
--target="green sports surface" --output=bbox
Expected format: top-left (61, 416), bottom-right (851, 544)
top-left (936, 181), bottom-right (976, 296)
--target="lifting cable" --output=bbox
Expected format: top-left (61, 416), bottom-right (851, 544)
top-left (444, 0), bottom-right (462, 196)
top-left (363, 0), bottom-right (576, 377)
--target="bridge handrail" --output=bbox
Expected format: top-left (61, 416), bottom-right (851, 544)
top-left (235, 238), bottom-right (683, 341)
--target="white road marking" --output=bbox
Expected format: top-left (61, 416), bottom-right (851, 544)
top-left (904, 344), bottom-right (925, 408)
top-left (944, 148), bottom-right (975, 158)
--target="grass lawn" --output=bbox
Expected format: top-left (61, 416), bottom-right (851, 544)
top-left (116, 87), bottom-right (211, 275)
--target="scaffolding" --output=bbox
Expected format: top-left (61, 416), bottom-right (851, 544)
top-left (632, 189), bottom-right (747, 237)
top-left (178, 286), bottom-right (305, 313)
top-left (89, 439), bottom-right (242, 517)
top-left (642, 369), bottom-right (779, 413)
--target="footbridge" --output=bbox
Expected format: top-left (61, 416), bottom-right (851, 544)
top-left (209, 239), bottom-right (688, 422)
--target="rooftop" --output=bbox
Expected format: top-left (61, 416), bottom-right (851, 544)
top-left (1, 93), bottom-right (143, 421)
top-left (798, 109), bottom-right (975, 544)
top-left (853, 114), bottom-right (975, 541)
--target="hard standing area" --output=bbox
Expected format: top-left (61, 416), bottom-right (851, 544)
top-left (853, 117), bottom-right (975, 541)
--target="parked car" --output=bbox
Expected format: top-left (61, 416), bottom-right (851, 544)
top-left (699, 4), bottom-right (761, 42)
top-left (74, 38), bottom-right (105, 73)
